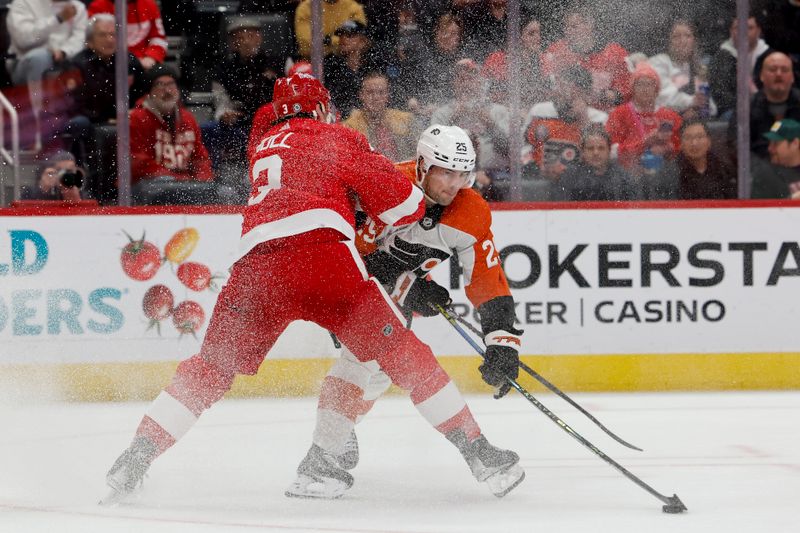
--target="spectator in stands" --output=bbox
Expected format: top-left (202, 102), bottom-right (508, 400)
top-left (658, 120), bottom-right (736, 199)
top-left (21, 150), bottom-right (85, 201)
top-left (482, 18), bottom-right (548, 111)
top-left (87, 0), bottom-right (167, 70)
top-left (525, 66), bottom-right (607, 185)
top-left (6, 0), bottom-right (88, 149)
top-left (559, 124), bottom-right (636, 201)
top-left (294, 0), bottom-right (367, 58)
top-left (431, 58), bottom-right (510, 199)
top-left (203, 17), bottom-right (284, 169)
top-left (403, 12), bottom-right (464, 115)
top-left (750, 52), bottom-right (800, 158)
top-left (751, 118), bottom-right (800, 198)
top-left (388, 4), bottom-right (427, 107)
top-left (755, 0), bottom-right (800, 86)
top-left (606, 62), bottom-right (682, 178)
top-left (459, 0), bottom-right (527, 63)
top-left (649, 19), bottom-right (715, 119)
top-left (541, 3), bottom-right (631, 111)
top-left (129, 65), bottom-right (217, 204)
top-left (323, 20), bottom-right (384, 119)
top-left (66, 14), bottom-right (145, 203)
top-left (343, 72), bottom-right (418, 161)
top-left (708, 14), bottom-right (771, 118)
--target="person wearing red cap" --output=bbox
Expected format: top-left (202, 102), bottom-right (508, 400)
top-left (101, 72), bottom-right (522, 504)
top-left (605, 62), bottom-right (682, 192)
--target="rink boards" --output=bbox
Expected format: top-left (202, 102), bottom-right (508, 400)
top-left (1, 201), bottom-right (799, 400)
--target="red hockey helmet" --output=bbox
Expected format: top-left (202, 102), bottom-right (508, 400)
top-left (271, 72), bottom-right (332, 122)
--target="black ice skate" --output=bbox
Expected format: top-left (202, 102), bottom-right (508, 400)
top-left (100, 436), bottom-right (157, 505)
top-left (448, 430), bottom-right (526, 498)
top-left (285, 444), bottom-right (355, 499)
top-left (335, 429), bottom-right (359, 470)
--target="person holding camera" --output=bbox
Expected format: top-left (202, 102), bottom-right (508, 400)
top-left (22, 150), bottom-right (86, 201)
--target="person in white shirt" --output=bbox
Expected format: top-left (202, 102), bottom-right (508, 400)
top-left (648, 19), bottom-right (716, 117)
top-left (6, 0), bottom-right (88, 148)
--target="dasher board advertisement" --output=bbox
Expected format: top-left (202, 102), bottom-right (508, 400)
top-left (2, 205), bottom-right (800, 365)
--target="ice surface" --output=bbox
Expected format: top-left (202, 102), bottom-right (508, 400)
top-left (1, 391), bottom-right (798, 532)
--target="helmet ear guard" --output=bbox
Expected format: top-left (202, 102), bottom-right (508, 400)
top-left (415, 125), bottom-right (477, 190)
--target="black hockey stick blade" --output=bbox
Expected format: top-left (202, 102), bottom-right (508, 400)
top-left (506, 375), bottom-right (687, 513)
top-left (662, 494), bottom-right (688, 514)
top-left (443, 306), bottom-right (643, 451)
top-left (434, 304), bottom-right (686, 512)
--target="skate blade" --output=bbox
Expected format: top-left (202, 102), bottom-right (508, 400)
top-left (285, 475), bottom-right (350, 500)
top-left (99, 487), bottom-right (129, 506)
top-left (99, 480), bottom-right (143, 506)
top-left (486, 464), bottom-right (525, 498)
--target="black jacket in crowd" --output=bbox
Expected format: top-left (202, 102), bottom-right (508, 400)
top-left (751, 155), bottom-right (800, 199)
top-left (69, 49), bottom-right (145, 124)
top-left (323, 49), bottom-right (386, 119)
top-left (708, 45), bottom-right (773, 117)
top-left (213, 51), bottom-right (284, 123)
top-left (559, 162), bottom-right (638, 201)
top-left (749, 87), bottom-right (800, 157)
top-left (660, 152), bottom-right (737, 200)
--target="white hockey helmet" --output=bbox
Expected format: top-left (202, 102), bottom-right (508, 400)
top-left (416, 124), bottom-right (477, 189)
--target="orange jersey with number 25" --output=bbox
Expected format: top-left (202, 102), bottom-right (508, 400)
top-left (356, 160), bottom-right (511, 308)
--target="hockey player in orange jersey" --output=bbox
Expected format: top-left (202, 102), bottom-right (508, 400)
top-left (286, 125), bottom-right (525, 500)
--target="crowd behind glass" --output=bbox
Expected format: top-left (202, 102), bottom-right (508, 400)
top-left (2, 0), bottom-right (799, 205)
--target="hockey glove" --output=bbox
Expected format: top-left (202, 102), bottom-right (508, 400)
top-left (391, 273), bottom-right (451, 317)
top-left (479, 330), bottom-right (521, 398)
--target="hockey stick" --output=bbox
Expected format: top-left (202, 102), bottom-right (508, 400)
top-left (443, 306), bottom-right (642, 452)
top-left (433, 304), bottom-right (687, 513)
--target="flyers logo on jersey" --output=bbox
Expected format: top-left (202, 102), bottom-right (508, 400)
top-left (495, 335), bottom-right (521, 346)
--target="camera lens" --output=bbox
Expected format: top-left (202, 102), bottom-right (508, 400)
top-left (59, 169), bottom-right (84, 189)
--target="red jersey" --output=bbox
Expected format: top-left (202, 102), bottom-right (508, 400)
top-left (605, 102), bottom-right (682, 169)
top-left (88, 0), bottom-right (167, 62)
top-left (357, 161), bottom-right (511, 308)
top-left (542, 40), bottom-right (631, 111)
top-left (238, 118), bottom-right (425, 261)
top-left (129, 102), bottom-right (213, 185)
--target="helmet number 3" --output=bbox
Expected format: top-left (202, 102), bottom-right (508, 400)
top-left (482, 239), bottom-right (500, 268)
top-left (248, 154), bottom-right (284, 206)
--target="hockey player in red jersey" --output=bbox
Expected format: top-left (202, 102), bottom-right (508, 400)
top-left (286, 125), bottom-right (525, 499)
top-left (102, 74), bottom-right (522, 503)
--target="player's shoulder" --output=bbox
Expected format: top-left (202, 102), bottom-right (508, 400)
top-left (394, 160), bottom-right (416, 183)
top-left (440, 188), bottom-right (491, 239)
top-left (314, 120), bottom-right (371, 150)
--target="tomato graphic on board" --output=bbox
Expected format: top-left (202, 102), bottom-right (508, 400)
top-left (165, 228), bottom-right (199, 264)
top-left (172, 300), bottom-right (205, 336)
top-left (176, 262), bottom-right (221, 292)
top-left (121, 231), bottom-right (162, 281)
top-left (142, 284), bottom-right (174, 333)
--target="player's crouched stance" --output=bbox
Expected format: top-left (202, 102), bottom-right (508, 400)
top-left (101, 75), bottom-right (521, 505)
top-left (286, 125), bottom-right (525, 500)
